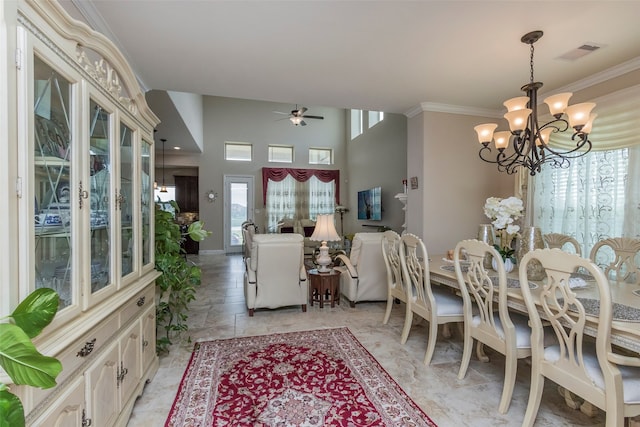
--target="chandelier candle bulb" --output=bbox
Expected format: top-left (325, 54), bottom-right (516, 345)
top-left (504, 109), bottom-right (532, 132)
top-left (503, 96), bottom-right (530, 112)
top-left (474, 123), bottom-right (498, 144)
top-left (544, 92), bottom-right (573, 117)
top-left (565, 102), bottom-right (596, 130)
top-left (494, 131), bottom-right (512, 149)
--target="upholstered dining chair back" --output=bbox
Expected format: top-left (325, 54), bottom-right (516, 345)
top-left (455, 239), bottom-right (534, 414)
top-left (589, 237), bottom-right (640, 285)
top-left (382, 230), bottom-right (405, 325)
top-left (543, 232), bottom-right (582, 256)
top-left (519, 248), bottom-right (640, 427)
top-left (399, 233), bottom-right (464, 365)
top-left (243, 234), bottom-right (307, 316)
top-left (334, 232), bottom-right (387, 306)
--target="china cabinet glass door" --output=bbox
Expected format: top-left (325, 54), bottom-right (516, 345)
top-left (89, 99), bottom-right (112, 294)
top-left (120, 123), bottom-right (134, 278)
top-left (33, 56), bottom-right (74, 309)
top-left (141, 140), bottom-right (152, 268)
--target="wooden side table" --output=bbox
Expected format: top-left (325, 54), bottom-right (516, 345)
top-left (308, 268), bottom-right (341, 308)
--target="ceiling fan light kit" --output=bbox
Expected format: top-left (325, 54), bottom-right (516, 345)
top-left (474, 30), bottom-right (596, 176)
top-left (274, 105), bottom-right (324, 126)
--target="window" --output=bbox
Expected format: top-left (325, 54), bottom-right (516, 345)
top-left (265, 175), bottom-right (335, 232)
top-left (350, 109), bottom-right (362, 140)
top-left (368, 111), bottom-right (384, 128)
top-left (268, 145), bottom-right (293, 163)
top-left (224, 142), bottom-right (252, 161)
top-left (532, 146), bottom-right (639, 257)
top-left (309, 148), bottom-right (332, 165)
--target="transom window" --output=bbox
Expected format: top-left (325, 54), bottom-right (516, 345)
top-left (268, 145), bottom-right (293, 163)
top-left (350, 109), bottom-right (362, 140)
top-left (309, 148), bottom-right (332, 165)
top-left (368, 111), bottom-right (384, 128)
top-left (224, 142), bottom-right (252, 161)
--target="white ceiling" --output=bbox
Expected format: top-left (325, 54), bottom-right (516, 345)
top-left (63, 1), bottom-right (640, 151)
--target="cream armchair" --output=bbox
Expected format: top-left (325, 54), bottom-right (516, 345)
top-left (334, 232), bottom-right (387, 307)
top-left (244, 234), bottom-right (308, 316)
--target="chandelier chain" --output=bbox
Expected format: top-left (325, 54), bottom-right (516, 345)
top-left (529, 43), bottom-right (535, 84)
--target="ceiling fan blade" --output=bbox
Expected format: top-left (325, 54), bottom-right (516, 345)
top-left (299, 107), bottom-right (308, 115)
top-left (303, 115), bottom-right (324, 120)
top-left (300, 120), bottom-right (307, 126)
top-left (273, 111), bottom-right (290, 115)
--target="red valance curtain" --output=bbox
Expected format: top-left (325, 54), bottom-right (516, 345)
top-left (262, 167), bottom-right (340, 205)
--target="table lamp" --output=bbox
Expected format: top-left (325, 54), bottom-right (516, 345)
top-left (310, 214), bottom-right (341, 273)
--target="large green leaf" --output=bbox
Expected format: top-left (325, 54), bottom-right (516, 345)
top-left (187, 221), bottom-right (211, 242)
top-left (10, 288), bottom-right (59, 338)
top-left (0, 324), bottom-right (62, 389)
top-left (0, 385), bottom-right (25, 427)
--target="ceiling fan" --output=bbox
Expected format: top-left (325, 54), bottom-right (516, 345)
top-left (274, 105), bottom-right (324, 126)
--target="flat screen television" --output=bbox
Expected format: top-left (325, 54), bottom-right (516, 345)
top-left (357, 187), bottom-right (382, 220)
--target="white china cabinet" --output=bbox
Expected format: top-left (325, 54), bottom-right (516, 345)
top-left (1, 1), bottom-right (161, 425)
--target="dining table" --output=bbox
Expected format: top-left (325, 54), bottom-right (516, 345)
top-left (429, 255), bottom-right (640, 355)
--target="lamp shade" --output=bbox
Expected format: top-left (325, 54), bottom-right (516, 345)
top-left (310, 214), bottom-right (340, 242)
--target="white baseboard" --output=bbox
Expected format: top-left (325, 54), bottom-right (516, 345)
top-left (198, 249), bottom-right (226, 255)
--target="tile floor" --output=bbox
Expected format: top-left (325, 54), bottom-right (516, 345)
top-left (127, 253), bottom-right (607, 426)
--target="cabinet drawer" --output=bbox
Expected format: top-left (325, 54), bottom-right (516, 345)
top-left (29, 376), bottom-right (85, 427)
top-left (120, 285), bottom-right (154, 327)
top-left (29, 313), bottom-right (118, 411)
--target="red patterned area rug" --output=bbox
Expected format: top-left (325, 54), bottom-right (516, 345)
top-left (165, 327), bottom-right (438, 426)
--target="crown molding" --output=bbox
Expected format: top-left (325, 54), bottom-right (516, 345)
top-left (70, 0), bottom-right (149, 92)
top-left (405, 102), bottom-right (502, 119)
top-left (541, 55), bottom-right (640, 98)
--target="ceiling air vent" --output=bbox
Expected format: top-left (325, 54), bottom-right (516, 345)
top-left (557, 43), bottom-right (603, 61)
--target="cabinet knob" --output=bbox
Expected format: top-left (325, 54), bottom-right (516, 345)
top-left (136, 296), bottom-right (146, 307)
top-left (76, 338), bottom-right (97, 357)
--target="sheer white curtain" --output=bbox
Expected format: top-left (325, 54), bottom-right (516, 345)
top-left (532, 145), bottom-right (639, 256)
top-left (265, 175), bottom-right (296, 232)
top-left (265, 175), bottom-right (335, 232)
top-left (308, 176), bottom-right (335, 218)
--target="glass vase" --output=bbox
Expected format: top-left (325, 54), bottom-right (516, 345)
top-left (477, 224), bottom-right (495, 269)
top-left (517, 226), bottom-right (545, 280)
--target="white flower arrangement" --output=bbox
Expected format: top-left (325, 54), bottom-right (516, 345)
top-left (484, 196), bottom-right (524, 261)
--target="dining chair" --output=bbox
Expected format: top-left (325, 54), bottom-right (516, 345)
top-left (543, 232), bottom-right (582, 256)
top-left (399, 233), bottom-right (464, 365)
top-left (519, 248), bottom-right (640, 427)
top-left (454, 239), bottom-right (535, 414)
top-left (381, 230), bottom-right (406, 325)
top-left (589, 237), bottom-right (640, 285)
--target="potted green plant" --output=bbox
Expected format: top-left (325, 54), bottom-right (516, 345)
top-left (0, 288), bottom-right (62, 427)
top-left (154, 201), bottom-right (210, 353)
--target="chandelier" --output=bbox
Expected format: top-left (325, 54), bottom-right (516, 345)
top-left (474, 30), bottom-right (597, 176)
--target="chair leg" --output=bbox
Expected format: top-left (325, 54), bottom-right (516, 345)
top-left (522, 371), bottom-right (544, 427)
top-left (423, 319), bottom-right (438, 365)
top-left (249, 308), bottom-right (254, 317)
top-left (400, 310), bottom-right (413, 344)
top-left (301, 304), bottom-right (307, 313)
top-left (498, 354), bottom-right (517, 414)
top-left (457, 326), bottom-right (472, 379)
top-left (383, 294), bottom-right (393, 324)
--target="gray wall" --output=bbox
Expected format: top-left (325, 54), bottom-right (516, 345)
top-left (344, 112), bottom-right (407, 235)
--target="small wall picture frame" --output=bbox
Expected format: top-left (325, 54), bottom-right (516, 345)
top-left (410, 176), bottom-right (419, 189)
